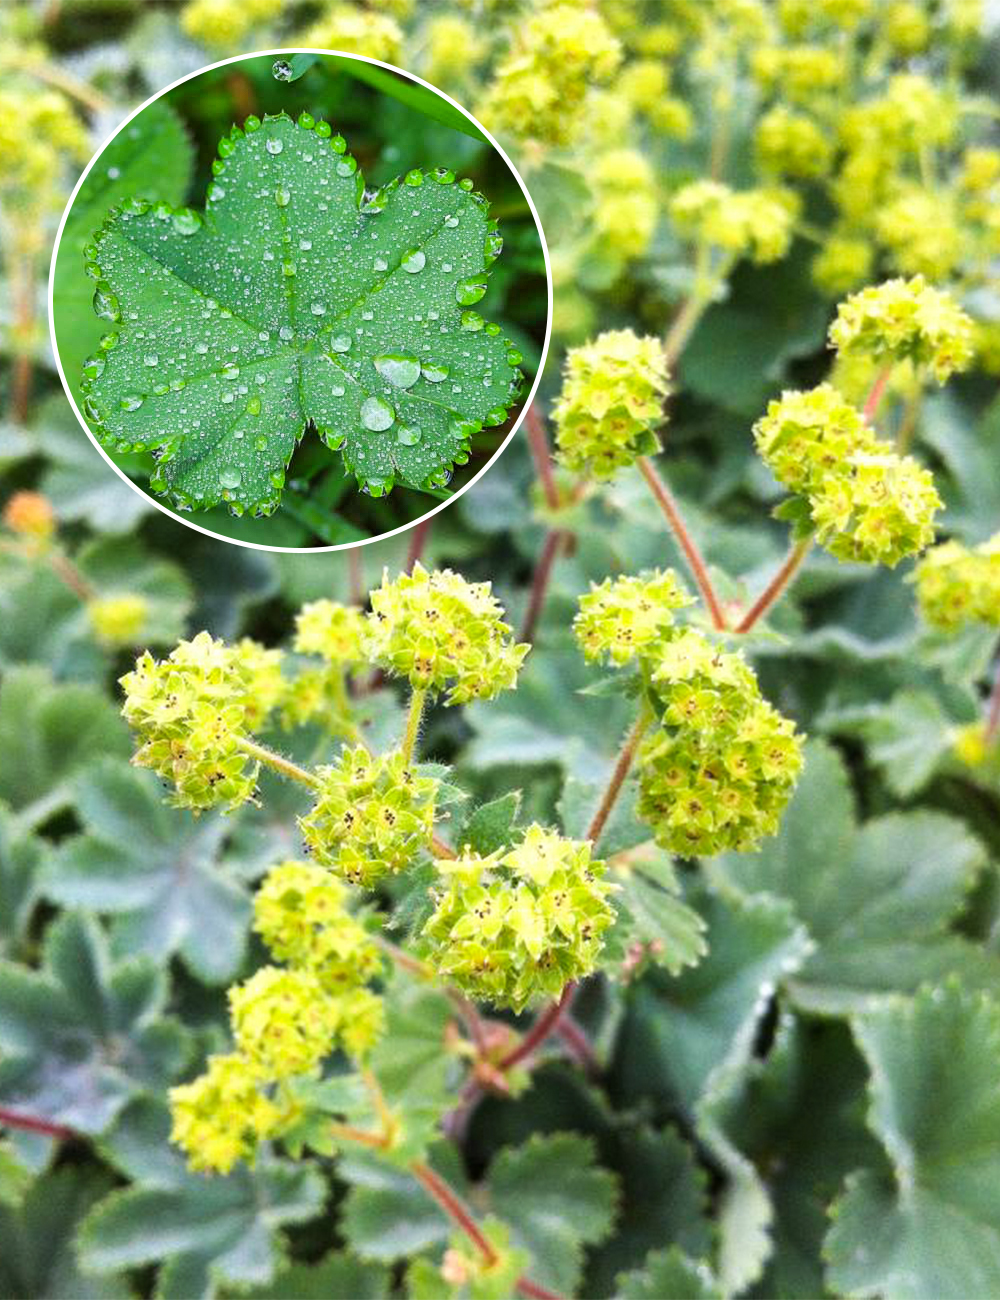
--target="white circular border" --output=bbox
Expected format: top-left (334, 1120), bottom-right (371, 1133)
top-left (48, 47), bottom-right (553, 555)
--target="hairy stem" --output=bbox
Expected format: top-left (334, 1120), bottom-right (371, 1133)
top-left (498, 983), bottom-right (575, 1073)
top-left (895, 392), bottom-right (922, 454)
top-left (637, 457), bottom-right (727, 630)
top-left (236, 738), bottom-right (320, 788)
top-left (736, 537), bottom-right (812, 633)
top-left (0, 1106), bottom-right (74, 1139)
top-left (14, 57), bottom-right (110, 112)
top-left (49, 550), bottom-right (97, 602)
top-left (401, 688), bottom-right (427, 764)
top-left (586, 709), bottom-right (651, 843)
top-left (520, 528), bottom-right (566, 643)
top-left (556, 1017), bottom-right (599, 1073)
top-left (432, 832), bottom-right (457, 860)
top-left (330, 1120), bottom-right (392, 1150)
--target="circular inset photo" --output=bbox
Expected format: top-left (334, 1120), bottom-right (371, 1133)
top-left (50, 50), bottom-right (551, 550)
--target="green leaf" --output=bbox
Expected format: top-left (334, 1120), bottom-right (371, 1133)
top-left (339, 1144), bottom-right (464, 1261)
top-left (711, 741), bottom-right (993, 1013)
top-left (716, 1015), bottom-right (883, 1299)
top-left (42, 760), bottom-right (254, 984)
top-left (0, 1166), bottom-right (131, 1299)
top-left (0, 668), bottom-right (129, 824)
top-left (365, 975), bottom-right (454, 1163)
top-left (271, 52), bottom-right (320, 84)
top-left (336, 60), bottom-right (490, 144)
top-left (80, 1099), bottom-right (325, 1298)
top-left (612, 889), bottom-right (812, 1294)
top-left (604, 856), bottom-right (707, 979)
top-left (0, 913), bottom-right (191, 1134)
top-left (488, 1132), bottom-right (617, 1295)
top-left (79, 114), bottom-right (522, 512)
top-left (0, 806), bottom-right (42, 960)
top-left (459, 791), bottom-right (521, 854)
top-left (825, 983), bottom-right (1000, 1300)
top-left (0, 1139), bottom-right (32, 1210)
top-left (52, 98), bottom-right (193, 396)
top-left (558, 771), bottom-right (649, 859)
top-left (615, 1247), bottom-right (720, 1299)
top-left (225, 1250), bottom-right (390, 1298)
top-left (823, 689), bottom-right (957, 798)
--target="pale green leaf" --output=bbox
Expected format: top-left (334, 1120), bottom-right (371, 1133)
top-left (80, 114), bottom-right (522, 512)
top-left (43, 760), bottom-right (252, 984)
top-left (225, 1250), bottom-right (390, 1298)
top-left (615, 1247), bottom-right (720, 1299)
top-left (0, 806), bottom-right (42, 960)
top-left (825, 983), bottom-right (1000, 1300)
top-left (711, 741), bottom-right (993, 1013)
top-left (0, 914), bottom-right (191, 1134)
top-left (488, 1132), bottom-right (618, 1295)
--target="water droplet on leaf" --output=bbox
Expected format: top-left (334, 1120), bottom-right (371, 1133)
top-left (360, 396), bottom-right (396, 431)
top-left (373, 353), bottom-right (421, 388)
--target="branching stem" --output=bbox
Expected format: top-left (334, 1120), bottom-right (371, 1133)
top-left (525, 403), bottom-right (560, 510)
top-left (586, 709), bottom-right (651, 843)
top-left (637, 457), bottom-right (727, 630)
top-left (520, 528), bottom-right (566, 643)
top-left (498, 983), bottom-right (575, 1073)
top-left (0, 1106), bottom-right (74, 1139)
top-left (862, 365), bottom-right (892, 423)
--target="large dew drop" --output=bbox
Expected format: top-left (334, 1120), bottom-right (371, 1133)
top-left (219, 467), bottom-right (243, 490)
top-left (266, 137), bottom-right (284, 154)
top-left (396, 425), bottom-right (422, 446)
top-left (119, 393), bottom-right (144, 412)
top-left (421, 361), bottom-right (450, 383)
top-left (401, 249), bottom-right (426, 274)
top-left (455, 277), bottom-right (487, 306)
top-left (373, 353), bottom-right (421, 389)
top-left (360, 396), bottom-right (396, 431)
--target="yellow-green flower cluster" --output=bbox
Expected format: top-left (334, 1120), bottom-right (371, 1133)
top-left (554, 329), bottom-right (669, 479)
top-left (754, 383), bottom-right (941, 566)
top-left (829, 277), bottom-right (975, 383)
top-left (637, 630), bottom-right (803, 856)
top-left (299, 746), bottom-right (437, 886)
top-left (669, 180), bottom-right (799, 264)
top-left (811, 232), bottom-right (874, 296)
top-left (755, 106), bottom-right (833, 179)
top-left (254, 860), bottom-right (383, 991)
top-left (169, 1053), bottom-right (286, 1175)
top-left (235, 637), bottom-right (286, 732)
top-left (617, 59), bottom-right (692, 138)
top-left (364, 563), bottom-right (528, 704)
top-left (293, 599), bottom-right (365, 663)
top-left (120, 632), bottom-right (267, 812)
top-left (475, 1), bottom-right (621, 146)
top-left (87, 594), bottom-right (149, 648)
top-left (0, 86), bottom-right (89, 213)
top-left (423, 825), bottom-right (615, 1011)
top-left (574, 570), bottom-right (691, 666)
top-left (913, 534), bottom-right (1000, 631)
top-left (592, 149), bottom-right (659, 260)
top-left (180, 0), bottom-right (283, 47)
top-left (302, 5), bottom-right (404, 62)
top-left (170, 859), bottom-right (385, 1173)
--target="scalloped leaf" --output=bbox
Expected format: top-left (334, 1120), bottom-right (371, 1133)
top-left (710, 740), bottom-right (994, 1013)
top-left (825, 983), bottom-right (1000, 1300)
top-left (0, 806), bottom-right (42, 961)
top-left (79, 1098), bottom-right (325, 1298)
top-left (79, 113), bottom-right (523, 514)
top-left (488, 1132), bottom-right (618, 1295)
top-left (41, 760), bottom-right (254, 984)
top-left (0, 913), bottom-right (191, 1134)
top-left (615, 1247), bottom-right (720, 1299)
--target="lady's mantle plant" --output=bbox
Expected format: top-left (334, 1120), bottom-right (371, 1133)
top-left (79, 112), bottom-right (524, 515)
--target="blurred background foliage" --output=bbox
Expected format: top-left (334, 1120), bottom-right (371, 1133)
top-left (2, 1), bottom-right (1000, 1297)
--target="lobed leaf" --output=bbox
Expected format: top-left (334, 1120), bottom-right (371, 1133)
top-left (80, 113), bottom-right (523, 514)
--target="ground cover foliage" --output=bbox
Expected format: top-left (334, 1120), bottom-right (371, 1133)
top-left (1, 3), bottom-right (1000, 1299)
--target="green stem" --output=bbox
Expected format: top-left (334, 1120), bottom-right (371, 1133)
top-left (236, 738), bottom-right (320, 788)
top-left (401, 688), bottom-right (427, 764)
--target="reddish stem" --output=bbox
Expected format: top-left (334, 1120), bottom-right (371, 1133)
top-left (524, 404), bottom-right (560, 510)
top-left (556, 1017), bottom-right (599, 1073)
top-left (411, 1161), bottom-right (565, 1299)
top-left (411, 1161), bottom-right (499, 1262)
top-left (348, 548), bottom-right (364, 606)
top-left (498, 984), bottom-right (575, 1073)
top-left (0, 1106), bottom-right (73, 1139)
top-left (406, 517), bottom-right (432, 572)
top-left (862, 366), bottom-right (892, 423)
top-left (637, 457), bottom-right (727, 631)
top-left (586, 710), bottom-right (650, 844)
top-left (520, 528), bottom-right (565, 643)
top-left (736, 538), bottom-right (812, 633)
